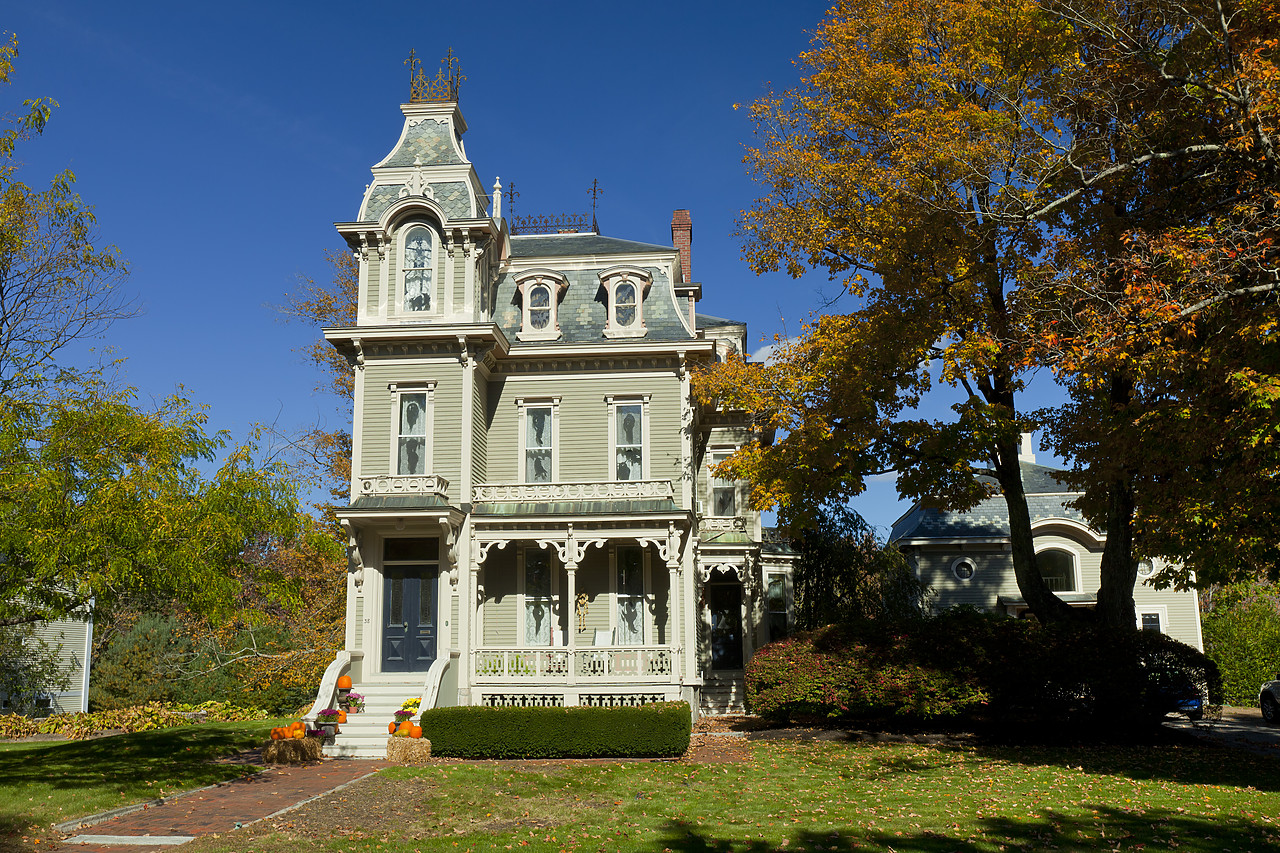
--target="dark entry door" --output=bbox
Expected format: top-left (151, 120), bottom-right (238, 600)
top-left (382, 567), bottom-right (437, 672)
top-left (708, 582), bottom-right (744, 670)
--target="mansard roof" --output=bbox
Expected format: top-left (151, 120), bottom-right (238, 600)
top-left (696, 313), bottom-right (747, 329)
top-left (889, 462), bottom-right (1089, 542)
top-left (508, 234), bottom-right (675, 258)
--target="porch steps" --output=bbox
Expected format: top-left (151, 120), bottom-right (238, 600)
top-left (700, 673), bottom-right (748, 716)
top-left (323, 679), bottom-right (423, 759)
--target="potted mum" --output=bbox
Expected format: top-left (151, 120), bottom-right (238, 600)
top-left (316, 708), bottom-right (342, 737)
top-left (346, 691), bottom-right (365, 713)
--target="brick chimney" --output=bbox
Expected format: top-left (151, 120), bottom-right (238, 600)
top-left (671, 209), bottom-right (693, 284)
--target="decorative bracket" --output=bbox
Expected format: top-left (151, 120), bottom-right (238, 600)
top-left (637, 522), bottom-right (684, 570)
top-left (341, 519), bottom-right (364, 590)
top-left (537, 523), bottom-right (605, 571)
top-left (439, 517), bottom-right (460, 585)
top-left (475, 538), bottom-right (509, 567)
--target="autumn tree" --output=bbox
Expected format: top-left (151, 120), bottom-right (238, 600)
top-left (702, 0), bottom-right (1279, 628)
top-left (700, 0), bottom-right (1086, 623)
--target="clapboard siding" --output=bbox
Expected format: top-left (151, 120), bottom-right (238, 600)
top-left (27, 617), bottom-right (91, 713)
top-left (359, 360), bottom-right (465, 490)
top-left (484, 371), bottom-right (682, 483)
top-left (471, 374), bottom-right (487, 483)
top-left (482, 548), bottom-right (518, 646)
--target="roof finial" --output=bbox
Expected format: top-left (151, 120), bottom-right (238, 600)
top-left (505, 181), bottom-right (520, 220)
top-left (406, 48), bottom-right (464, 103)
top-left (588, 178), bottom-right (603, 234)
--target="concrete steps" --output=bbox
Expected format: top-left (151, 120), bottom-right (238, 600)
top-left (323, 679), bottom-right (423, 759)
top-left (699, 673), bottom-right (748, 716)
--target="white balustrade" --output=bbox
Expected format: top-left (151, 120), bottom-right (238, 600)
top-left (472, 647), bottom-right (674, 683)
top-left (700, 516), bottom-right (748, 532)
top-left (472, 480), bottom-right (675, 503)
top-left (358, 474), bottom-right (450, 498)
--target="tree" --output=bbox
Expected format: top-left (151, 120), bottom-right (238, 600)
top-left (791, 504), bottom-right (930, 629)
top-left (700, 0), bottom-right (1280, 627)
top-left (280, 249), bottom-right (358, 506)
top-left (0, 381), bottom-right (334, 628)
top-left (0, 35), bottom-right (134, 395)
top-left (699, 0), bottom-right (1087, 623)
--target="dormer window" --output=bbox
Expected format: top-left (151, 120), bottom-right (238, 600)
top-left (599, 266), bottom-right (651, 338)
top-left (402, 225), bottom-right (434, 313)
top-left (514, 270), bottom-right (568, 341)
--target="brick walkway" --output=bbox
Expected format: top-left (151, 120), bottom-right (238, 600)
top-left (57, 760), bottom-right (389, 851)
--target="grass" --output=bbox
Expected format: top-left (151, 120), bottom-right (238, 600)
top-left (182, 738), bottom-right (1280, 852)
top-left (0, 718), bottom-right (281, 845)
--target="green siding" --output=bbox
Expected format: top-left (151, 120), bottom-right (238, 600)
top-left (482, 548), bottom-right (518, 645)
top-left (359, 359), bottom-right (466, 490)
top-left (471, 375), bottom-right (488, 483)
top-left (575, 553), bottom-right (612, 642)
top-left (365, 256), bottom-right (381, 316)
top-left (449, 591), bottom-right (459, 650)
top-left (353, 596), bottom-right (364, 650)
top-left (485, 372), bottom-right (682, 483)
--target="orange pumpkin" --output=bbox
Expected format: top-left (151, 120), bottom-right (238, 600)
top-left (270, 728), bottom-right (281, 740)
top-left (396, 721), bottom-right (413, 735)
top-left (337, 675), bottom-right (353, 689)
top-left (388, 721), bottom-right (396, 734)
top-left (409, 725), bottom-right (423, 739)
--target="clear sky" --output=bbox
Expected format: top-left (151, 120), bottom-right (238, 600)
top-left (6, 0), bottom-right (1062, 535)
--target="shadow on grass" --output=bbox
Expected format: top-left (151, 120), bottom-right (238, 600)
top-left (0, 721), bottom-right (269, 794)
top-left (653, 805), bottom-right (1280, 852)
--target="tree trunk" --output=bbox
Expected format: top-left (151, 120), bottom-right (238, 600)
top-left (992, 434), bottom-right (1077, 624)
top-left (1095, 372), bottom-right (1139, 630)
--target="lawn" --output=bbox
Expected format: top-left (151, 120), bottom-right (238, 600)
top-left (0, 719), bottom-right (281, 846)
top-left (182, 737), bottom-right (1280, 853)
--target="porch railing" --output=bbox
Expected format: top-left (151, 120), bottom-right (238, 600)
top-left (357, 474), bottom-right (450, 499)
top-left (473, 647), bottom-right (674, 683)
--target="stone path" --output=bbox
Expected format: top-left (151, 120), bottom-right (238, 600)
top-left (56, 760), bottom-right (389, 851)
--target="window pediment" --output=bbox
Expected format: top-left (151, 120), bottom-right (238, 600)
top-left (598, 266), bottom-right (651, 338)
top-left (514, 269), bottom-right (569, 341)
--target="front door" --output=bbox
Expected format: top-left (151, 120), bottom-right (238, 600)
top-left (708, 581), bottom-right (744, 670)
top-left (381, 537), bottom-right (440, 673)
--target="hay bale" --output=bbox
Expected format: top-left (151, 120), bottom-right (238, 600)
top-left (386, 736), bottom-right (432, 764)
top-left (263, 736), bottom-right (322, 764)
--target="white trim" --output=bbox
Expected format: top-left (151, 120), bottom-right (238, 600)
top-left (515, 396), bottom-right (561, 483)
top-left (706, 447), bottom-right (741, 518)
top-left (388, 382), bottom-right (437, 476)
top-left (950, 556), bottom-right (977, 582)
top-left (513, 269), bottom-right (568, 341)
top-left (394, 220), bottom-right (445, 320)
top-left (598, 265), bottom-right (652, 338)
top-left (1137, 605), bottom-right (1169, 634)
top-left (605, 395), bottom-right (650, 482)
top-left (1030, 516), bottom-right (1107, 546)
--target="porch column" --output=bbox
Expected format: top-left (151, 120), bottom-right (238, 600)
top-left (455, 518), bottom-right (473, 706)
top-left (564, 564), bottom-right (578, 694)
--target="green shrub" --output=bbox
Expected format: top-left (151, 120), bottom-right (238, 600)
top-left (1202, 582), bottom-right (1280, 705)
top-left (747, 612), bottom-right (1221, 733)
top-left (419, 701), bottom-right (691, 758)
top-left (89, 614), bottom-right (189, 710)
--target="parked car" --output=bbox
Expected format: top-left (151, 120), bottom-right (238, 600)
top-left (1261, 675), bottom-right (1280, 725)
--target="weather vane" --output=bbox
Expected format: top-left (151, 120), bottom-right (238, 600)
top-left (505, 181), bottom-right (520, 220)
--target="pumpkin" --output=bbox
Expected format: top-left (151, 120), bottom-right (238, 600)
top-left (292, 730), bottom-right (304, 739)
top-left (409, 725), bottom-right (423, 739)
top-left (396, 721), bottom-right (413, 735)
top-left (388, 721), bottom-right (396, 734)
top-left (270, 728), bottom-right (281, 740)
top-left (337, 710), bottom-right (347, 724)
top-left (337, 675), bottom-right (353, 689)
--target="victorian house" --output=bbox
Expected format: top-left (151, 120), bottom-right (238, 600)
top-left (307, 79), bottom-right (793, 757)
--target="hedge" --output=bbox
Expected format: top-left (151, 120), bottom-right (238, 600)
top-left (747, 611), bottom-right (1222, 733)
top-left (418, 701), bottom-right (691, 758)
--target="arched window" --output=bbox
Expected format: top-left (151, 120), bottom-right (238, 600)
top-left (403, 225), bottom-right (433, 312)
top-left (615, 282), bottom-right (637, 327)
top-left (529, 283), bottom-right (552, 330)
top-left (1038, 548), bottom-right (1077, 592)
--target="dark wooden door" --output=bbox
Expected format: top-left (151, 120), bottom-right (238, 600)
top-left (382, 567), bottom-right (437, 672)
top-left (708, 582), bottom-right (744, 670)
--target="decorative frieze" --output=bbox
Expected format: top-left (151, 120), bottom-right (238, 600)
top-left (699, 516), bottom-right (748, 532)
top-left (358, 474), bottom-right (450, 498)
top-left (472, 480), bottom-right (675, 503)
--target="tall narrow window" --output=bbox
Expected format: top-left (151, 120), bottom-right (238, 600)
top-left (615, 404), bottom-right (642, 480)
top-left (524, 549), bottom-right (554, 646)
top-left (616, 547), bottom-right (645, 645)
top-left (529, 284), bottom-right (552, 330)
top-left (766, 573), bottom-right (789, 642)
top-left (525, 406), bottom-right (553, 483)
top-left (403, 225), bottom-right (432, 312)
top-left (615, 282), bottom-right (637, 327)
top-left (709, 451), bottom-right (737, 517)
top-left (397, 392), bottom-right (428, 474)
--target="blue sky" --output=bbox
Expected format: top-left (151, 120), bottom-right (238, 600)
top-left (6, 1), bottom-right (1063, 534)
